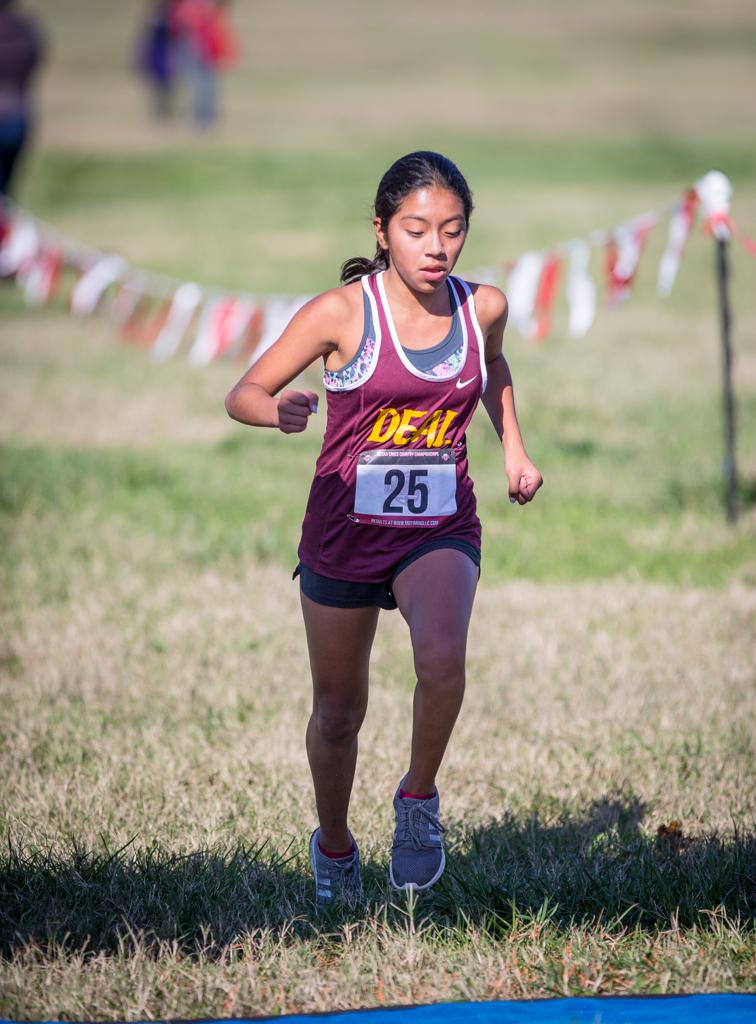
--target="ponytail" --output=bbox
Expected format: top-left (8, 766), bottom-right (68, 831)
top-left (340, 244), bottom-right (389, 285)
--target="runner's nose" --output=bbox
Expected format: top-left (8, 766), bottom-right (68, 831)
top-left (426, 235), bottom-right (446, 259)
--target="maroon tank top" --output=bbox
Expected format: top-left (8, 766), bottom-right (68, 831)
top-left (297, 271), bottom-right (488, 582)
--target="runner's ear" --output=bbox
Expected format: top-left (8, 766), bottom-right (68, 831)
top-left (372, 217), bottom-right (388, 252)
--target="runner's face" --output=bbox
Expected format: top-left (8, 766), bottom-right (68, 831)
top-left (374, 186), bottom-right (467, 293)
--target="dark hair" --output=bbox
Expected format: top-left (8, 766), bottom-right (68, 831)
top-left (340, 151), bottom-right (473, 285)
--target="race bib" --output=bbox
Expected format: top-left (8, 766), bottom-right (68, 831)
top-left (353, 449), bottom-right (457, 527)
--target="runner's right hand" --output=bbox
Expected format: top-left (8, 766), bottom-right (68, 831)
top-left (277, 390), bottom-right (319, 433)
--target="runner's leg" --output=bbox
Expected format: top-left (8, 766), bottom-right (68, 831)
top-left (391, 548), bottom-right (478, 795)
top-left (300, 593), bottom-right (380, 852)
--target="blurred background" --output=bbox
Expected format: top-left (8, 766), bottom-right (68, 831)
top-left (0, 0), bottom-right (754, 582)
top-left (2, 0), bottom-right (754, 581)
top-left (8, 0), bottom-right (756, 291)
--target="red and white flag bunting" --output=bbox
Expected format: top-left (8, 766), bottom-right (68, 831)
top-left (532, 253), bottom-right (562, 342)
top-left (604, 213), bottom-right (658, 307)
top-left (506, 251), bottom-right (544, 339)
top-left (0, 213), bottom-right (38, 277)
top-left (152, 282), bottom-right (203, 361)
top-left (22, 244), bottom-right (63, 306)
top-left (565, 241), bottom-right (597, 339)
top-left (70, 255), bottom-right (129, 317)
top-left (657, 188), bottom-right (699, 297)
top-left (696, 169), bottom-right (756, 256)
top-left (1, 169), bottom-right (752, 359)
top-left (187, 295), bottom-right (256, 366)
top-left (109, 274), bottom-right (148, 326)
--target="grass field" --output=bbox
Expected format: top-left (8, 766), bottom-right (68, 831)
top-left (1, 1), bottom-right (755, 1019)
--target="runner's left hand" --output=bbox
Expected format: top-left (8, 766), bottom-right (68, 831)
top-left (506, 455), bottom-right (543, 506)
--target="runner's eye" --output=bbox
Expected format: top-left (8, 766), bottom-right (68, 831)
top-left (406, 231), bottom-right (424, 238)
top-left (445, 230), bottom-right (463, 238)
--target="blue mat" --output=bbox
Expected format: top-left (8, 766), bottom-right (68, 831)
top-left (252, 995), bottom-right (753, 1022)
top-left (3, 993), bottom-right (754, 1023)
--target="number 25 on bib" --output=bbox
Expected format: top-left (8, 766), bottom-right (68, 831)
top-left (352, 449), bottom-right (457, 527)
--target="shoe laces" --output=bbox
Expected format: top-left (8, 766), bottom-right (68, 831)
top-left (394, 800), bottom-right (446, 851)
top-left (321, 849), bottom-right (360, 888)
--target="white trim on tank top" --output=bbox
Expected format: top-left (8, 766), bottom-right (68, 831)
top-left (454, 276), bottom-right (488, 395)
top-left (322, 275), bottom-right (384, 393)
top-left (376, 270), bottom-right (468, 384)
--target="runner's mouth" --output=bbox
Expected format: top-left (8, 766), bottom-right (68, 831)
top-left (420, 267), bottom-right (447, 281)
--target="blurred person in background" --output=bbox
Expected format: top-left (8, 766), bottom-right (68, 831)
top-left (135, 0), bottom-right (181, 119)
top-left (172, 0), bottom-right (237, 130)
top-left (0, 0), bottom-right (44, 197)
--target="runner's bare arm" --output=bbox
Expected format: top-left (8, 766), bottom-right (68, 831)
top-left (474, 284), bottom-right (543, 504)
top-left (224, 289), bottom-right (349, 432)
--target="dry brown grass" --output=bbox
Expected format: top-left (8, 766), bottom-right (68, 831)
top-left (4, 561), bottom-right (754, 849)
top-left (1, 553), bottom-right (754, 1015)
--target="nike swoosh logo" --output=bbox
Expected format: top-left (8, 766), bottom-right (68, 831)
top-left (456, 375), bottom-right (478, 389)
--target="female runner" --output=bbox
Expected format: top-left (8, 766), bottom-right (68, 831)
top-left (224, 151), bottom-right (542, 904)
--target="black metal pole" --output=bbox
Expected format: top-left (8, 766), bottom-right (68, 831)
top-left (715, 236), bottom-right (738, 523)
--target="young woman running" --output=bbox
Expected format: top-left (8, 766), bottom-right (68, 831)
top-left (224, 151), bottom-right (542, 904)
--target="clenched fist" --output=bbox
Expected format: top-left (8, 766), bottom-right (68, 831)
top-left (276, 390), bottom-right (319, 434)
top-left (506, 452), bottom-right (543, 506)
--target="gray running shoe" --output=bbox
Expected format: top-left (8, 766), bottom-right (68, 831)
top-left (309, 828), bottom-right (362, 906)
top-left (389, 779), bottom-right (446, 891)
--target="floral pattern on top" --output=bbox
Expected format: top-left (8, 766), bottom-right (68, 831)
top-left (324, 336), bottom-right (465, 390)
top-left (323, 335), bottom-right (377, 391)
top-left (420, 342), bottom-right (465, 378)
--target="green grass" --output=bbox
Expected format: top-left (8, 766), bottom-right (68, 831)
top-left (2, 814), bottom-right (753, 957)
top-left (2, 409), bottom-right (754, 607)
top-left (15, 140), bottom-right (756, 294)
top-left (24, 141), bottom-right (756, 214)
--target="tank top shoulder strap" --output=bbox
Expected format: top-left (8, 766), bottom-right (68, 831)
top-left (322, 274), bottom-right (383, 393)
top-left (448, 275), bottom-right (488, 394)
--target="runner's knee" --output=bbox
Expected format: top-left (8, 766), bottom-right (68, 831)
top-left (414, 642), bottom-right (466, 693)
top-left (312, 700), bottom-right (366, 745)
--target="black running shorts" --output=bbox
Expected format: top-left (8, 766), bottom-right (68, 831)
top-left (291, 537), bottom-right (481, 610)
